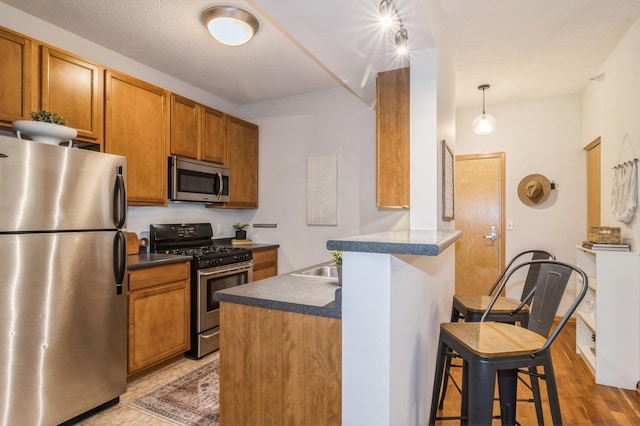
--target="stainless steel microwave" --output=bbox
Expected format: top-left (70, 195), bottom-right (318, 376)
top-left (168, 156), bottom-right (230, 203)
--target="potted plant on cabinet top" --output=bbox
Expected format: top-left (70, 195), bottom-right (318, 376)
top-left (233, 223), bottom-right (249, 240)
top-left (12, 110), bottom-right (77, 146)
top-left (330, 250), bottom-right (343, 285)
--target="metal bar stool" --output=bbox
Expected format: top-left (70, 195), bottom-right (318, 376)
top-left (438, 249), bottom-right (555, 419)
top-left (429, 260), bottom-right (588, 425)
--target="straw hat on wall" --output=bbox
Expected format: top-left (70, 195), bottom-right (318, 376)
top-left (518, 174), bottom-right (552, 205)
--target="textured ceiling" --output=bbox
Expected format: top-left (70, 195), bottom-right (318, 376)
top-left (2, 0), bottom-right (640, 109)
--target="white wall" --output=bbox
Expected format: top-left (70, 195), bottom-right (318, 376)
top-left (409, 45), bottom-right (457, 231)
top-left (239, 89), bottom-right (409, 273)
top-left (582, 14), bottom-right (640, 248)
top-left (455, 95), bottom-right (585, 312)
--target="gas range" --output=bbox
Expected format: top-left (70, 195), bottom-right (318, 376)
top-left (150, 223), bottom-right (254, 359)
top-left (149, 223), bottom-right (252, 268)
top-left (162, 245), bottom-right (252, 268)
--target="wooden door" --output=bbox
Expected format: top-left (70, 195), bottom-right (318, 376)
top-left (585, 137), bottom-right (601, 236)
top-left (105, 70), bottom-right (168, 205)
top-left (201, 105), bottom-right (226, 164)
top-left (41, 46), bottom-right (101, 143)
top-left (454, 153), bottom-right (505, 296)
top-left (170, 93), bottom-right (199, 159)
top-left (224, 115), bottom-right (258, 208)
top-left (0, 27), bottom-right (32, 126)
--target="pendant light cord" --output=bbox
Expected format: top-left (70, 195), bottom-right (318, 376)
top-left (482, 87), bottom-right (486, 114)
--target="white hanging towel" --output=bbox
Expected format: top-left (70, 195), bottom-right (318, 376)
top-left (611, 160), bottom-right (638, 223)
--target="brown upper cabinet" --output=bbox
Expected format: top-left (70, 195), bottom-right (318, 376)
top-left (170, 94), bottom-right (198, 159)
top-left (40, 46), bottom-right (102, 145)
top-left (1, 25), bottom-right (259, 208)
top-left (213, 115), bottom-right (258, 209)
top-left (105, 69), bottom-right (169, 206)
top-left (201, 105), bottom-right (226, 164)
top-left (170, 94), bottom-right (226, 164)
top-left (376, 67), bottom-right (410, 209)
top-left (0, 27), bottom-right (32, 127)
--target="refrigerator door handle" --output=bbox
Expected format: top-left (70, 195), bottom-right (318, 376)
top-left (113, 168), bottom-right (126, 228)
top-left (113, 231), bottom-right (126, 294)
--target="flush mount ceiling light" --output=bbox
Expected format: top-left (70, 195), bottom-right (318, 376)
top-left (202, 6), bottom-right (259, 46)
top-left (472, 84), bottom-right (496, 135)
top-left (379, 0), bottom-right (409, 56)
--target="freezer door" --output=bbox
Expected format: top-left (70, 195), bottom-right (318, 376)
top-left (0, 136), bottom-right (127, 232)
top-left (0, 232), bottom-right (127, 425)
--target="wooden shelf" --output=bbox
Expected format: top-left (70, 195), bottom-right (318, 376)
top-left (576, 310), bottom-right (596, 333)
top-left (577, 343), bottom-right (596, 375)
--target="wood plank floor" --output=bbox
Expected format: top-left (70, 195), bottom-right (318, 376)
top-left (433, 320), bottom-right (640, 425)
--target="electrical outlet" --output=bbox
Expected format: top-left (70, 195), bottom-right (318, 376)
top-left (506, 220), bottom-right (514, 231)
top-left (216, 224), bottom-right (224, 235)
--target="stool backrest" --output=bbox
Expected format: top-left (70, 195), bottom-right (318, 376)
top-left (482, 260), bottom-right (588, 355)
top-left (486, 250), bottom-right (556, 298)
top-left (520, 250), bottom-right (557, 302)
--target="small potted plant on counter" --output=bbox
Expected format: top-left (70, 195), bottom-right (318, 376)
top-left (330, 250), bottom-right (343, 285)
top-left (233, 223), bottom-right (249, 240)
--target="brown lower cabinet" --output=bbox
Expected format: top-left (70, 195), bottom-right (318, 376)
top-left (220, 302), bottom-right (341, 425)
top-left (252, 247), bottom-right (278, 281)
top-left (127, 262), bottom-right (190, 376)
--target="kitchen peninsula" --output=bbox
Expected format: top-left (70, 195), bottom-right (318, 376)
top-left (215, 229), bottom-right (461, 425)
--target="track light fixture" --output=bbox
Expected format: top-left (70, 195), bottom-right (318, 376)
top-left (472, 84), bottom-right (496, 135)
top-left (395, 27), bottom-right (408, 55)
top-left (379, 0), bottom-right (409, 56)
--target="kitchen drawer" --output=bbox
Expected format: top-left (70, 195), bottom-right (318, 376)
top-left (252, 247), bottom-right (278, 281)
top-left (128, 261), bottom-right (190, 291)
top-left (253, 248), bottom-right (277, 265)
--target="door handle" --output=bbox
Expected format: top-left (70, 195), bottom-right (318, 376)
top-left (484, 225), bottom-right (498, 241)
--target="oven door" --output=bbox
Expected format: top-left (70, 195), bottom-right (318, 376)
top-left (197, 261), bottom-right (253, 333)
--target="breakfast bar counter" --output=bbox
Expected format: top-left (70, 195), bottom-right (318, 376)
top-left (215, 229), bottom-right (461, 426)
top-left (214, 262), bottom-right (341, 319)
top-left (328, 229), bottom-right (462, 426)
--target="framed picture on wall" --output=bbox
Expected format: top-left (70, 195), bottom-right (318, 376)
top-left (442, 140), bottom-right (454, 221)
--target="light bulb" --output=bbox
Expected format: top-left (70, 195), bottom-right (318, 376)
top-left (472, 113), bottom-right (496, 135)
top-left (395, 27), bottom-right (408, 56)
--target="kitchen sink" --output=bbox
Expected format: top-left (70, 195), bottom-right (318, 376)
top-left (292, 264), bottom-right (339, 279)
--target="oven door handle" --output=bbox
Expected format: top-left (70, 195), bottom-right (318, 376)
top-left (199, 263), bottom-right (252, 277)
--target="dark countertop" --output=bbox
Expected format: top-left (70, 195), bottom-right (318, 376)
top-left (127, 253), bottom-right (192, 270)
top-left (239, 242), bottom-right (280, 251)
top-left (214, 262), bottom-right (342, 319)
top-left (127, 242), bottom-right (279, 270)
top-left (211, 238), bottom-right (279, 251)
top-left (326, 229), bottom-right (462, 256)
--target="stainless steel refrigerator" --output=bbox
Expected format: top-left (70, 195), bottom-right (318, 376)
top-left (0, 135), bottom-right (128, 425)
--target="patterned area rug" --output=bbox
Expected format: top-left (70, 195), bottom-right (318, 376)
top-left (131, 359), bottom-right (220, 425)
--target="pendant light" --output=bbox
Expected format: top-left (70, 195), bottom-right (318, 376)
top-left (472, 84), bottom-right (496, 135)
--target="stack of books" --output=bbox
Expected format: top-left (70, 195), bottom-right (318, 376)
top-left (582, 241), bottom-right (631, 251)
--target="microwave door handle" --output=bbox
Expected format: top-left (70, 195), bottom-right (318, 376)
top-left (217, 171), bottom-right (223, 200)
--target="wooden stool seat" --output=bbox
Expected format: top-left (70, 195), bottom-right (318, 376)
top-left (442, 322), bottom-right (546, 358)
top-left (453, 295), bottom-right (529, 316)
